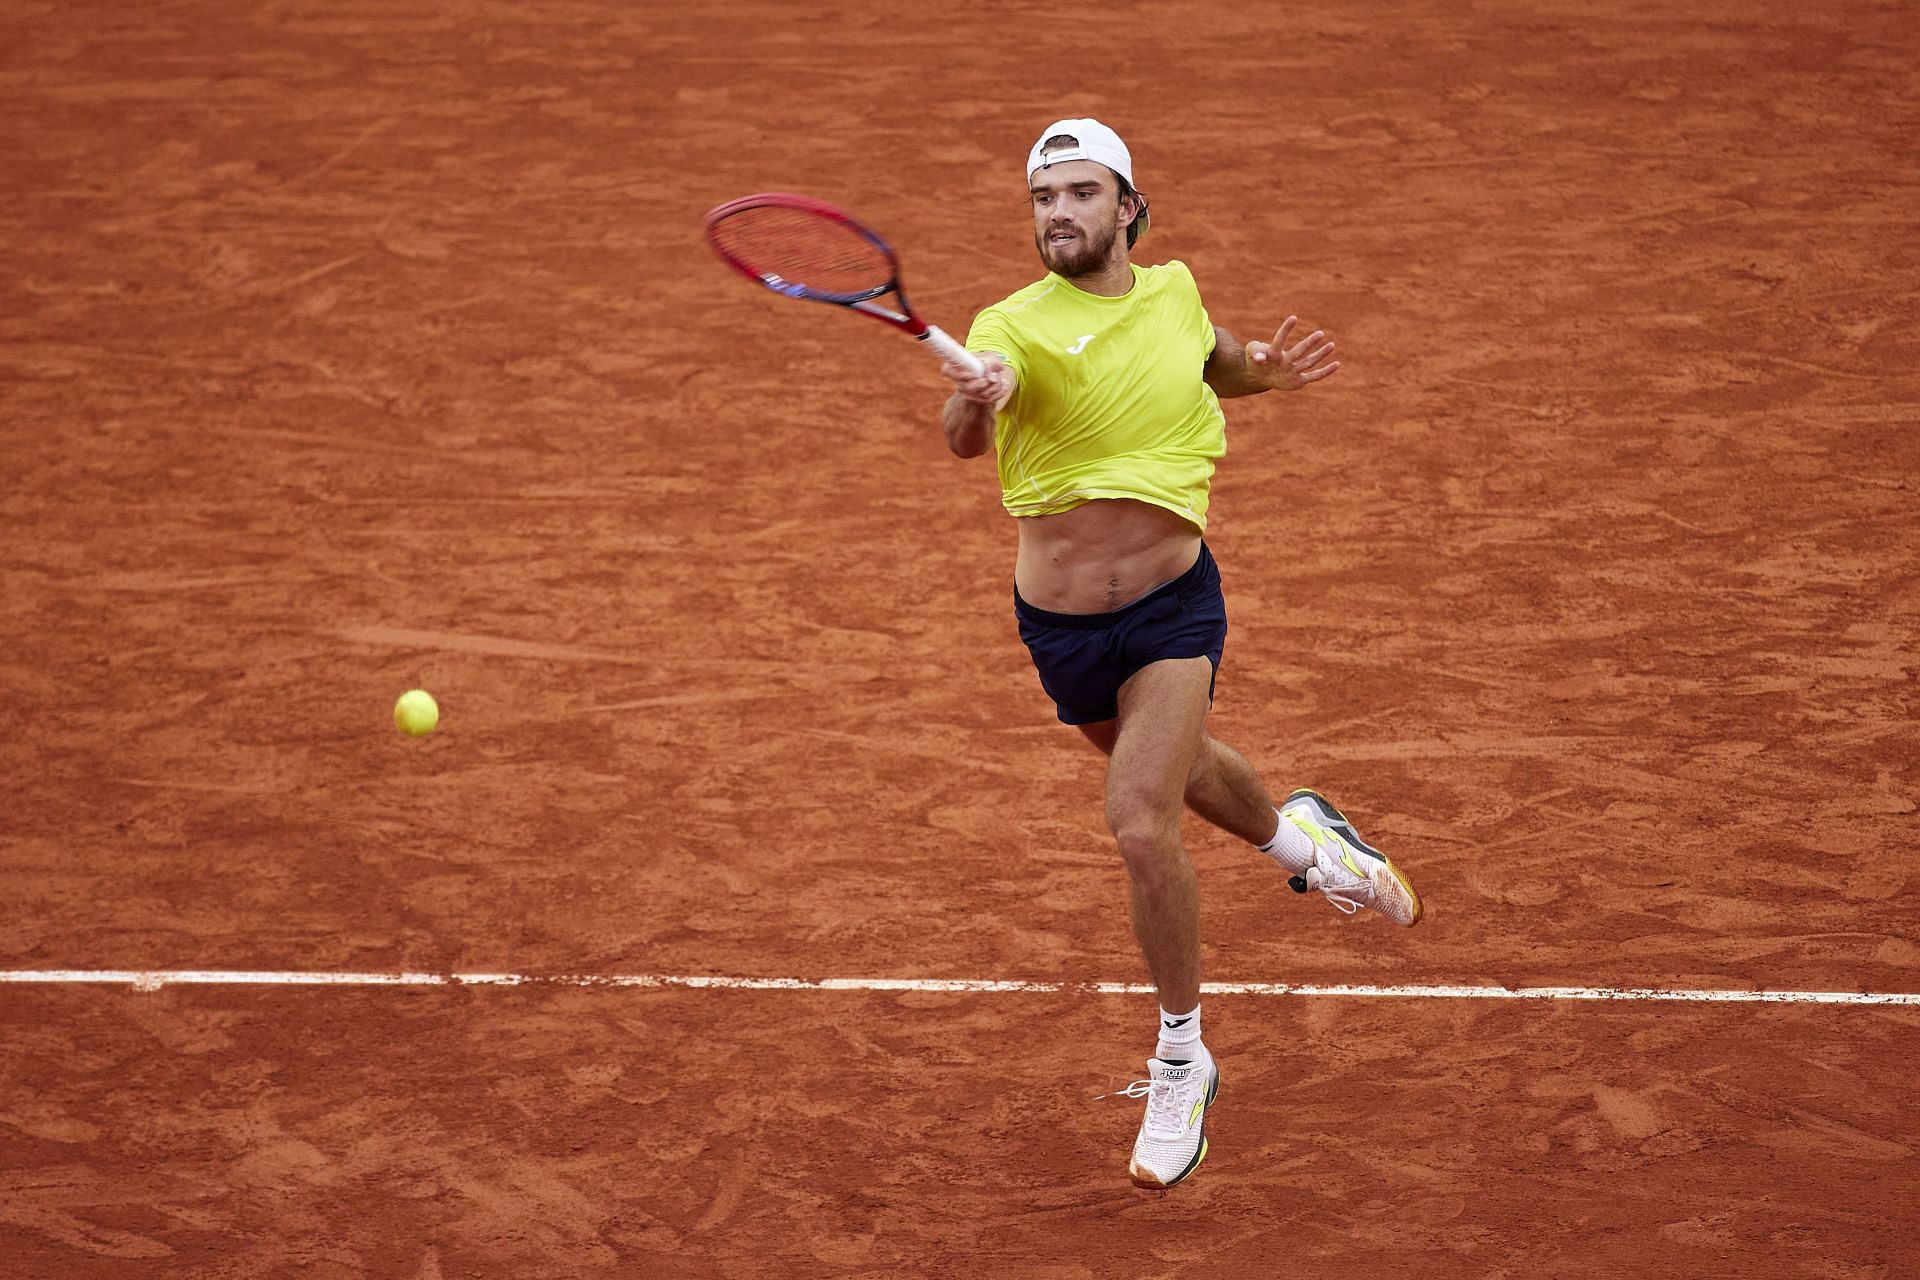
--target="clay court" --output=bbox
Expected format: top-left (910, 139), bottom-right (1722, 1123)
top-left (4, 0), bottom-right (1918, 1274)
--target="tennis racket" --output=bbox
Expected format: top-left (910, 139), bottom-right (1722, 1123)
top-left (704, 193), bottom-right (984, 375)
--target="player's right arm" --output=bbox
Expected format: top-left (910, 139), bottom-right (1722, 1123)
top-left (940, 353), bottom-right (1014, 459)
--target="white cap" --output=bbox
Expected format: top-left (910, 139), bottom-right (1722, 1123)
top-left (1026, 118), bottom-right (1148, 238)
top-left (1027, 117), bottom-right (1135, 186)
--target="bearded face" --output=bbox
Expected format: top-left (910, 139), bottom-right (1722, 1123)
top-left (1028, 159), bottom-right (1132, 280)
top-left (1035, 213), bottom-right (1120, 278)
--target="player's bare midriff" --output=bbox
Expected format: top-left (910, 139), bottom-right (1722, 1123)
top-left (1014, 497), bottom-right (1202, 614)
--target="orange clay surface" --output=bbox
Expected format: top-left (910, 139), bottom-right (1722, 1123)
top-left (2, 0), bottom-right (1917, 1275)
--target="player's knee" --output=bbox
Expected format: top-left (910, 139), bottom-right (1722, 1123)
top-left (1107, 797), bottom-right (1181, 879)
top-left (1113, 832), bottom-right (1187, 895)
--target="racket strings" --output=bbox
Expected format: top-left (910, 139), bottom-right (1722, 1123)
top-left (709, 205), bottom-right (894, 299)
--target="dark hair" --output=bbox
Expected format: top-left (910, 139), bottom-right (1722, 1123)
top-left (1115, 174), bottom-right (1149, 249)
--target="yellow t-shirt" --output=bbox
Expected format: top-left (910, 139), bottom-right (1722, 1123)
top-left (965, 260), bottom-right (1223, 530)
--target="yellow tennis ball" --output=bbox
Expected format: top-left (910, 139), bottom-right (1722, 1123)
top-left (393, 689), bottom-right (439, 737)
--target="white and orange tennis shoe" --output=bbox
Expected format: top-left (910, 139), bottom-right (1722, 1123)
top-left (1122, 1050), bottom-right (1220, 1189)
top-left (1280, 788), bottom-right (1424, 926)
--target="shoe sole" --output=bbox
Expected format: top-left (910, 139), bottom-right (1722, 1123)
top-left (1282, 788), bottom-right (1425, 926)
top-left (1128, 1063), bottom-right (1221, 1189)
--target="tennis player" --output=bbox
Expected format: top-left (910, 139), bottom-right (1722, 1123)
top-left (939, 119), bottom-right (1424, 1189)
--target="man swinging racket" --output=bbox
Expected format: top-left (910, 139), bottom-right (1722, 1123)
top-left (939, 118), bottom-right (1425, 1190)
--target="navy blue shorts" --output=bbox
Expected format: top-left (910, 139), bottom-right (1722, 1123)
top-left (1014, 543), bottom-right (1228, 726)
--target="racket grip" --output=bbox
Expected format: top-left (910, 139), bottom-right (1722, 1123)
top-left (920, 326), bottom-right (984, 376)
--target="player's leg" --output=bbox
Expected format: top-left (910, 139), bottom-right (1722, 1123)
top-left (1078, 730), bottom-right (1425, 928)
top-left (1078, 721), bottom-right (1279, 846)
top-left (1103, 656), bottom-right (1213, 1015)
top-left (1184, 736), bottom-right (1282, 844)
top-left (1104, 655), bottom-right (1222, 1189)
top-left (1180, 734), bottom-right (1424, 926)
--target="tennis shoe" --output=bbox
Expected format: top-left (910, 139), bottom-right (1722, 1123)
top-left (1122, 1050), bottom-right (1220, 1189)
top-left (1279, 789), bottom-right (1424, 926)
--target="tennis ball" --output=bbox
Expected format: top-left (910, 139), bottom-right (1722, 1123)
top-left (394, 689), bottom-right (439, 737)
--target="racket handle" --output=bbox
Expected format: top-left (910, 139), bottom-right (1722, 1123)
top-left (920, 325), bottom-right (984, 376)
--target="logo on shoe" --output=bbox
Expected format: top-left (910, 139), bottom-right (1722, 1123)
top-left (1336, 840), bottom-right (1366, 879)
top-left (1290, 811), bottom-right (1368, 879)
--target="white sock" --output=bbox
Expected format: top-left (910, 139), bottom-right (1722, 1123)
top-left (1257, 807), bottom-right (1315, 874)
top-left (1156, 1004), bottom-right (1203, 1063)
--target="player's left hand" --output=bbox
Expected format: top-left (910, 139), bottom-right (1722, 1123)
top-left (1245, 316), bottom-right (1339, 390)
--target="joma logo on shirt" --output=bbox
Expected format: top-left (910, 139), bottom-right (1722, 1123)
top-left (1066, 334), bottom-right (1096, 355)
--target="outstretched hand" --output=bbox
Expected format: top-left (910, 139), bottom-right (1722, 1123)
top-left (1245, 316), bottom-right (1339, 390)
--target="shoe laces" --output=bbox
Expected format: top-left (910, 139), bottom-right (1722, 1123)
top-left (1294, 832), bottom-right (1376, 913)
top-left (1097, 1078), bottom-right (1154, 1102)
top-left (1100, 1071), bottom-right (1204, 1135)
top-left (1304, 864), bottom-right (1366, 914)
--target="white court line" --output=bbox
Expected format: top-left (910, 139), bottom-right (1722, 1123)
top-left (0, 970), bottom-right (1916, 1005)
